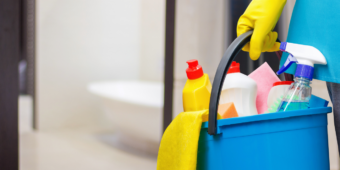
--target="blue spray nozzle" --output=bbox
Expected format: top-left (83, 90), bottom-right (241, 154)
top-left (277, 54), bottom-right (298, 75)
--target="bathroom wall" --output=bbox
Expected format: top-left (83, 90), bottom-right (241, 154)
top-left (139, 0), bottom-right (165, 82)
top-left (279, 0), bottom-right (296, 41)
top-left (36, 0), bottom-right (142, 130)
top-left (173, 0), bottom-right (225, 116)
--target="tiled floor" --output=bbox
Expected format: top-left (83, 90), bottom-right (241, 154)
top-left (19, 95), bottom-right (157, 170)
top-left (20, 128), bottom-right (157, 170)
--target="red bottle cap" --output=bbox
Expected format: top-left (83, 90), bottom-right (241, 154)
top-left (227, 61), bottom-right (240, 74)
top-left (273, 81), bottom-right (294, 87)
top-left (186, 59), bottom-right (204, 80)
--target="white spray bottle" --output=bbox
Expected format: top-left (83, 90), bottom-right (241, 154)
top-left (276, 42), bottom-right (327, 112)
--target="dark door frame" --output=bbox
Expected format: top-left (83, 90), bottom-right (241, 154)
top-left (163, 0), bottom-right (176, 132)
top-left (0, 0), bottom-right (21, 169)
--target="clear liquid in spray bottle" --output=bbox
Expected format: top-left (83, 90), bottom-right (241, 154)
top-left (277, 77), bottom-right (311, 112)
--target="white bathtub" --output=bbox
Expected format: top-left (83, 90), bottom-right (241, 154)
top-left (87, 81), bottom-right (163, 155)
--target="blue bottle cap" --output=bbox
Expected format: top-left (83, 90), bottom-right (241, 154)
top-left (295, 64), bottom-right (314, 80)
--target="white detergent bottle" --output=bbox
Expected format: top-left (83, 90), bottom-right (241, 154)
top-left (276, 42), bottom-right (327, 111)
top-left (219, 61), bottom-right (258, 116)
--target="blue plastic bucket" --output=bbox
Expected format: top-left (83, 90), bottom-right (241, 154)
top-left (197, 107), bottom-right (332, 170)
top-left (199, 31), bottom-right (332, 170)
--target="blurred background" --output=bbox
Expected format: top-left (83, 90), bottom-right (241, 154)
top-left (16, 0), bottom-right (339, 169)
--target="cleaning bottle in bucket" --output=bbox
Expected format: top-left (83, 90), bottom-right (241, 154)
top-left (219, 61), bottom-right (258, 116)
top-left (276, 42), bottom-right (327, 112)
top-left (183, 59), bottom-right (212, 112)
top-left (266, 81), bottom-right (293, 113)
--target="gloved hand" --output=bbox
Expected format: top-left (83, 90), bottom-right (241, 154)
top-left (237, 0), bottom-right (287, 60)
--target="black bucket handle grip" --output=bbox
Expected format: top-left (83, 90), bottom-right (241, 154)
top-left (208, 31), bottom-right (253, 135)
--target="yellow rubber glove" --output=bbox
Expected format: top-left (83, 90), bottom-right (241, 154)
top-left (237, 0), bottom-right (287, 60)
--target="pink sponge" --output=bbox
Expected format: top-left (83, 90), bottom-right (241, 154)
top-left (249, 62), bottom-right (280, 114)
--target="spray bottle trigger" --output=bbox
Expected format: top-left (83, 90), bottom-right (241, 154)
top-left (277, 54), bottom-right (298, 75)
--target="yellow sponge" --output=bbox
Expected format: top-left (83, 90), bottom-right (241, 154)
top-left (218, 102), bottom-right (238, 119)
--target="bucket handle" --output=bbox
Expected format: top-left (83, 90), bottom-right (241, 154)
top-left (208, 30), bottom-right (252, 135)
top-left (208, 30), bottom-right (284, 135)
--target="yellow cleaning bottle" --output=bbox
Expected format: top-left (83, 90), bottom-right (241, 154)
top-left (183, 59), bottom-right (212, 112)
top-left (157, 59), bottom-right (217, 170)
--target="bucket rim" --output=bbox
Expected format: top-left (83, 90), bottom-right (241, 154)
top-left (201, 107), bottom-right (332, 129)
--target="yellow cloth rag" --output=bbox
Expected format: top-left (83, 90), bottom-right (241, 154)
top-left (157, 110), bottom-right (221, 170)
